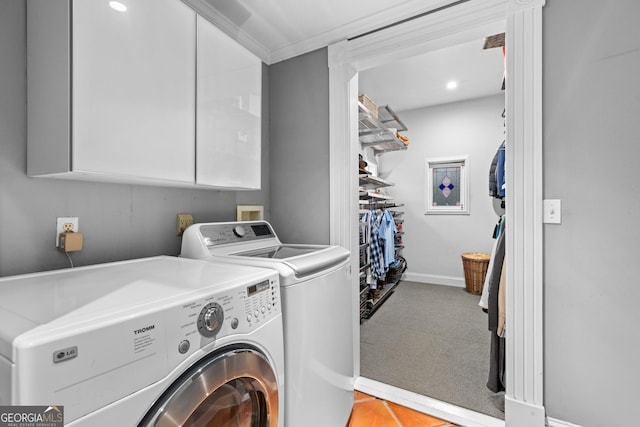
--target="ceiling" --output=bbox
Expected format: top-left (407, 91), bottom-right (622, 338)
top-left (186, 0), bottom-right (505, 111)
top-left (359, 33), bottom-right (505, 112)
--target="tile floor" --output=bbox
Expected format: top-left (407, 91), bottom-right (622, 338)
top-left (347, 391), bottom-right (458, 427)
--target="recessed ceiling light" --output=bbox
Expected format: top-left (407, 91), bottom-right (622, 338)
top-left (446, 81), bottom-right (458, 90)
top-left (109, 1), bottom-right (127, 12)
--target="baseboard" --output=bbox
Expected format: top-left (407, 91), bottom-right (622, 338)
top-left (403, 271), bottom-right (465, 287)
top-left (547, 417), bottom-right (584, 427)
top-left (504, 395), bottom-right (546, 427)
top-left (354, 377), bottom-right (504, 427)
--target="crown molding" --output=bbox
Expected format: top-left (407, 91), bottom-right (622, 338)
top-left (269, 0), bottom-right (456, 64)
top-left (180, 0), bottom-right (270, 63)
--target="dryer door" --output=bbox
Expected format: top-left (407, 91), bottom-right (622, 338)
top-left (139, 347), bottom-right (278, 427)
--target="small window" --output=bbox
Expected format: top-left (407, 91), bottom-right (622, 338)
top-left (425, 155), bottom-right (469, 215)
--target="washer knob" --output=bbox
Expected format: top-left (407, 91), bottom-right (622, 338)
top-left (198, 303), bottom-right (224, 338)
top-left (233, 225), bottom-right (246, 237)
top-left (204, 307), bottom-right (221, 330)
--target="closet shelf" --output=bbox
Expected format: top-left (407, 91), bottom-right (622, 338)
top-left (359, 174), bottom-right (394, 189)
top-left (359, 201), bottom-right (405, 210)
top-left (360, 191), bottom-right (392, 200)
top-left (358, 102), bottom-right (409, 153)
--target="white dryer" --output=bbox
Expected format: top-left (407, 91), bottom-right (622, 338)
top-left (181, 221), bottom-right (354, 427)
top-left (0, 256), bottom-right (284, 426)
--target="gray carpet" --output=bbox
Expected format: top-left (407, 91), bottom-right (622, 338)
top-left (360, 281), bottom-right (505, 420)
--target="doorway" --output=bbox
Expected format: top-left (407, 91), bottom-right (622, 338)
top-left (328, 0), bottom-right (545, 426)
top-left (356, 33), bottom-right (507, 417)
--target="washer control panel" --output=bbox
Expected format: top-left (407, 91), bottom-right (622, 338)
top-left (166, 273), bottom-right (281, 360)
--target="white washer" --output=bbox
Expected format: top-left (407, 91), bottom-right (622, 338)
top-left (0, 256), bottom-right (284, 427)
top-left (181, 221), bottom-right (354, 427)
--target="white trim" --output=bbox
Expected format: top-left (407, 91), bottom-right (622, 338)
top-left (328, 41), bottom-right (361, 381)
top-left (504, 1), bottom-right (545, 424)
top-left (404, 272), bottom-right (465, 287)
top-left (355, 377), bottom-right (505, 427)
top-left (329, 0), bottom-right (545, 425)
top-left (505, 396), bottom-right (546, 427)
top-left (546, 417), bottom-right (584, 427)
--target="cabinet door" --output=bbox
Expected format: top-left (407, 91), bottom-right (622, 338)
top-left (72, 0), bottom-right (196, 183)
top-left (196, 15), bottom-right (262, 189)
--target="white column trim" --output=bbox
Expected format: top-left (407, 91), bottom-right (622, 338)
top-left (504, 0), bottom-right (545, 425)
top-left (329, 1), bottom-right (545, 425)
top-left (328, 41), bottom-right (361, 380)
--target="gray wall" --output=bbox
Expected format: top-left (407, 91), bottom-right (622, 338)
top-left (543, 1), bottom-right (640, 425)
top-left (0, 1), bottom-right (269, 277)
top-left (268, 48), bottom-right (330, 245)
top-left (378, 95), bottom-right (505, 285)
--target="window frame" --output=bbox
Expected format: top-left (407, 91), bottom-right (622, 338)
top-left (425, 155), bottom-right (470, 215)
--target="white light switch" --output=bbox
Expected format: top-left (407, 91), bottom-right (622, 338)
top-left (543, 199), bottom-right (561, 224)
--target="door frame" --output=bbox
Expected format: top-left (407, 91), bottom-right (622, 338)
top-left (328, 0), bottom-right (545, 425)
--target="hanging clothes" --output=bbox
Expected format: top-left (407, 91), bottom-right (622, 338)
top-left (487, 219), bottom-right (505, 332)
top-left (486, 219), bottom-right (506, 393)
top-left (378, 209), bottom-right (397, 269)
top-left (479, 215), bottom-right (505, 310)
top-left (496, 142), bottom-right (506, 198)
top-left (487, 261), bottom-right (506, 393)
top-left (488, 141), bottom-right (506, 199)
top-left (488, 149), bottom-right (499, 197)
top-left (497, 259), bottom-right (506, 338)
top-left (362, 210), bottom-right (385, 283)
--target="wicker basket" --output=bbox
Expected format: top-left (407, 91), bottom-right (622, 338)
top-left (386, 257), bottom-right (407, 284)
top-left (461, 252), bottom-right (491, 295)
top-left (358, 93), bottom-right (379, 119)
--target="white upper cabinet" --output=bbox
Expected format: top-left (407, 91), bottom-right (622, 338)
top-left (196, 15), bottom-right (262, 189)
top-left (72, 0), bottom-right (196, 183)
top-left (27, 0), bottom-right (262, 189)
top-left (27, 0), bottom-right (196, 186)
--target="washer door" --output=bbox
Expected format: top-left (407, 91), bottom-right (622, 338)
top-left (139, 347), bottom-right (278, 427)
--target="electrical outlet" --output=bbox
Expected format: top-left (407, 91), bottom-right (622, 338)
top-left (56, 217), bottom-right (79, 247)
top-left (177, 213), bottom-right (193, 236)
